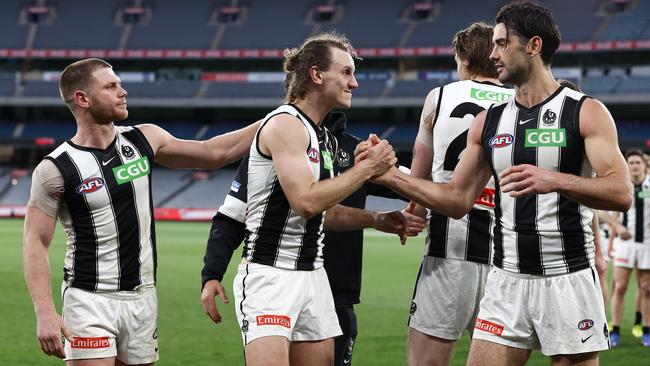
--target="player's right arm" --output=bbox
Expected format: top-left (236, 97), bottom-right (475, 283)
top-left (408, 88), bottom-right (438, 217)
top-left (373, 111), bottom-right (492, 219)
top-left (23, 160), bottom-right (71, 359)
top-left (260, 114), bottom-right (396, 219)
top-left (410, 87), bottom-right (438, 180)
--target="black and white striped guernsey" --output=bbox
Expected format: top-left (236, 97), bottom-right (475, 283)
top-left (482, 86), bottom-right (595, 275)
top-left (243, 104), bottom-right (335, 271)
top-left (426, 80), bottom-right (513, 264)
top-left (46, 126), bottom-right (156, 291)
top-left (621, 175), bottom-right (650, 245)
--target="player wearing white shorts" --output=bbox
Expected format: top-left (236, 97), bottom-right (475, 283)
top-left (407, 22), bottom-right (512, 366)
top-left (361, 2), bottom-right (632, 365)
top-left (23, 58), bottom-right (262, 365)
top-left (234, 33), bottom-right (417, 366)
top-left (609, 149), bottom-right (650, 347)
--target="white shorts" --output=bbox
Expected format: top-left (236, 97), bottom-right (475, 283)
top-left (473, 267), bottom-right (609, 356)
top-left (233, 262), bottom-right (342, 344)
top-left (62, 284), bottom-right (159, 364)
top-left (408, 257), bottom-right (490, 340)
top-left (613, 240), bottom-right (650, 269)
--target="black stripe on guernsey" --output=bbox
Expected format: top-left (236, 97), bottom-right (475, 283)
top-left (558, 96), bottom-right (589, 273)
top-left (635, 184), bottom-right (644, 243)
top-left (482, 104), bottom-right (506, 268)
top-left (51, 153), bottom-right (99, 291)
top-left (122, 128), bottom-right (158, 282)
top-left (466, 209), bottom-right (491, 263)
top-left (251, 178), bottom-right (292, 266)
top-left (92, 146), bottom-right (142, 290)
top-left (513, 106), bottom-right (543, 274)
top-left (298, 212), bottom-right (322, 270)
top-left (426, 212), bottom-right (448, 258)
top-left (431, 86), bottom-right (444, 128)
top-left (622, 212), bottom-right (628, 228)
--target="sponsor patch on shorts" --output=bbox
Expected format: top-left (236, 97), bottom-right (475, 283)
top-left (71, 337), bottom-right (110, 349)
top-left (256, 315), bottom-right (291, 328)
top-left (475, 318), bottom-right (504, 336)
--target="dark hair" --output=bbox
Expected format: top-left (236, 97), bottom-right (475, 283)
top-left (556, 78), bottom-right (582, 92)
top-left (625, 148), bottom-right (647, 162)
top-left (59, 58), bottom-right (112, 107)
top-left (495, 1), bottom-right (561, 65)
top-left (283, 32), bottom-right (359, 102)
top-left (453, 22), bottom-right (498, 78)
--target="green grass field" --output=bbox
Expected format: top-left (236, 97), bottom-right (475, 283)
top-left (2, 218), bottom-right (647, 365)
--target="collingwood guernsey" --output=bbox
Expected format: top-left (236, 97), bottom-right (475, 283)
top-left (621, 175), bottom-right (650, 244)
top-left (244, 104), bottom-right (335, 270)
top-left (427, 80), bottom-right (512, 263)
top-left (482, 86), bottom-right (595, 275)
top-left (45, 126), bottom-right (156, 292)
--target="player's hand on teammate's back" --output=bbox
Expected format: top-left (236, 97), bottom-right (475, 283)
top-left (201, 279), bottom-right (230, 324)
top-left (500, 164), bottom-right (558, 197)
top-left (36, 310), bottom-right (71, 358)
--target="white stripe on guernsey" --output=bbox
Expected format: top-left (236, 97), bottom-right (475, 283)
top-left (118, 133), bottom-right (154, 289)
top-left (448, 216), bottom-right (470, 259)
top-left (66, 147), bottom-right (120, 291)
top-left (492, 103), bottom-right (518, 271)
top-left (494, 103), bottom-right (517, 230)
top-left (535, 94), bottom-right (565, 272)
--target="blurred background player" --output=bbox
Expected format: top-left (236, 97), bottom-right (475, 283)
top-left (608, 149), bottom-right (650, 347)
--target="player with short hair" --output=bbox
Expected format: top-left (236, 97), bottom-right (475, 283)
top-left (23, 58), bottom-right (261, 365)
top-left (359, 2), bottom-right (632, 364)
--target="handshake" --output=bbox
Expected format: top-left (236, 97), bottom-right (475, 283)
top-left (354, 133), bottom-right (399, 185)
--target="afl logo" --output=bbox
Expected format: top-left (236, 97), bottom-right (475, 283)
top-left (307, 148), bottom-right (319, 163)
top-left (578, 319), bottom-right (594, 331)
top-left (489, 134), bottom-right (514, 148)
top-left (76, 177), bottom-right (105, 194)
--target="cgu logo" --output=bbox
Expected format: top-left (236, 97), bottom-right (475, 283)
top-left (578, 319), bottom-right (594, 331)
top-left (489, 134), bottom-right (514, 148)
top-left (113, 156), bottom-right (150, 185)
top-left (76, 177), bottom-right (105, 194)
top-left (525, 128), bottom-right (566, 147)
top-left (470, 88), bottom-right (512, 103)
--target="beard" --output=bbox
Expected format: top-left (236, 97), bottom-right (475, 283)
top-left (89, 101), bottom-right (128, 125)
top-left (498, 59), bottom-right (532, 86)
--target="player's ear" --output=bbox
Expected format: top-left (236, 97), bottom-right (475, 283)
top-left (527, 36), bottom-right (542, 58)
top-left (74, 90), bottom-right (90, 109)
top-left (309, 66), bottom-right (323, 85)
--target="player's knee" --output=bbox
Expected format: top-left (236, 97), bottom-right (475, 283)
top-left (613, 282), bottom-right (629, 296)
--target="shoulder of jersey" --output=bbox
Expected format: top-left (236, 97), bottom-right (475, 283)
top-left (115, 125), bottom-right (135, 133)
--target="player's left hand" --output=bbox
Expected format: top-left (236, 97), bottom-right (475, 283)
top-left (500, 164), bottom-right (558, 197)
top-left (373, 210), bottom-right (426, 244)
